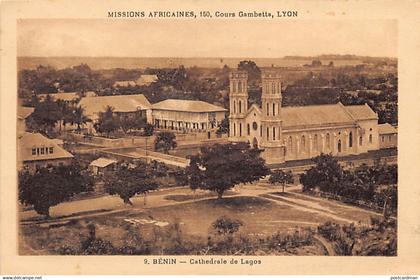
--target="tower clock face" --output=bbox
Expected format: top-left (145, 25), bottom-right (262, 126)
top-left (252, 122), bottom-right (258, 130)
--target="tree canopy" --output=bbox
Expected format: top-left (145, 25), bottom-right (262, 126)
top-left (185, 142), bottom-right (270, 198)
top-left (154, 131), bottom-right (177, 154)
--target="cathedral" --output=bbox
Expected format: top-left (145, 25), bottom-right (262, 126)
top-left (228, 69), bottom-right (380, 164)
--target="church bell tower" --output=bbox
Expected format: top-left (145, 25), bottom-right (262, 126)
top-left (259, 69), bottom-right (285, 164)
top-left (229, 70), bottom-right (248, 142)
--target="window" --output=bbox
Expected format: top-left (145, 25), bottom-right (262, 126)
top-left (359, 136), bottom-right (363, 146)
top-left (233, 101), bottom-right (236, 114)
top-left (349, 132), bottom-right (353, 148)
top-left (232, 81), bottom-right (237, 92)
top-left (238, 81), bottom-right (242, 93)
top-left (301, 135), bottom-right (306, 148)
top-left (265, 83), bottom-right (269, 94)
top-left (260, 125), bottom-right (263, 137)
top-left (272, 82), bottom-right (276, 94)
top-left (40, 147), bottom-right (45, 155)
top-left (273, 103), bottom-right (276, 116)
top-left (273, 127), bottom-right (276, 140)
top-left (247, 123), bottom-right (250, 135)
top-left (32, 148), bottom-right (36, 155)
top-left (233, 123), bottom-right (236, 136)
top-left (369, 134), bottom-right (373, 143)
top-left (288, 136), bottom-right (293, 152)
top-left (252, 122), bottom-right (258, 131)
top-left (388, 135), bottom-right (392, 141)
top-left (313, 134), bottom-right (318, 151)
top-left (326, 133), bottom-right (330, 148)
top-left (239, 123), bottom-right (242, 136)
top-left (239, 100), bottom-right (242, 113)
top-left (36, 148), bottom-right (40, 155)
top-left (381, 136), bottom-right (385, 142)
top-left (266, 102), bottom-right (269, 116)
top-left (266, 127), bottom-right (269, 139)
top-left (338, 140), bottom-right (342, 152)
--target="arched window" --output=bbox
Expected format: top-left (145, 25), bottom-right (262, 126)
top-left (247, 123), bottom-right (250, 135)
top-left (326, 133), bottom-right (330, 148)
top-left (273, 103), bottom-right (276, 116)
top-left (301, 135), bottom-right (306, 149)
top-left (338, 140), bottom-right (342, 153)
top-left (266, 102), bottom-right (269, 116)
top-left (239, 123), bottom-right (242, 136)
top-left (349, 132), bottom-right (353, 148)
top-left (288, 136), bottom-right (293, 152)
top-left (359, 136), bottom-right (363, 146)
top-left (313, 134), bottom-right (318, 151)
top-left (273, 127), bottom-right (276, 140)
top-left (233, 123), bottom-right (236, 136)
top-left (369, 134), bottom-right (372, 143)
top-left (239, 100), bottom-right (242, 114)
top-left (266, 127), bottom-right (269, 139)
top-left (233, 101), bottom-right (236, 114)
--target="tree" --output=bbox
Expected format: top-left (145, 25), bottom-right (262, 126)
top-left (238, 60), bottom-right (261, 87)
top-left (269, 170), bottom-right (294, 193)
top-left (143, 123), bottom-right (154, 136)
top-left (73, 105), bottom-right (91, 132)
top-left (18, 163), bottom-right (94, 217)
top-left (94, 106), bottom-right (120, 137)
top-left (185, 142), bottom-right (270, 199)
top-left (29, 95), bottom-right (62, 133)
top-left (104, 163), bottom-right (160, 205)
top-left (300, 153), bottom-right (344, 194)
top-left (216, 116), bottom-right (229, 135)
top-left (154, 131), bottom-right (177, 154)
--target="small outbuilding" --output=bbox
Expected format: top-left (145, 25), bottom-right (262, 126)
top-left (89, 157), bottom-right (117, 175)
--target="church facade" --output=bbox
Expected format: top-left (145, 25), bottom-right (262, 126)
top-left (228, 70), bottom-right (380, 164)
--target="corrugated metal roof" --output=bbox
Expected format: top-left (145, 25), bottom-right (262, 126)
top-left (152, 99), bottom-right (227, 113)
top-left (79, 94), bottom-right (152, 119)
top-left (17, 132), bottom-right (74, 162)
top-left (378, 123), bottom-right (397, 134)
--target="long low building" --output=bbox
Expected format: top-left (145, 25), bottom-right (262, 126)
top-left (151, 99), bottom-right (227, 133)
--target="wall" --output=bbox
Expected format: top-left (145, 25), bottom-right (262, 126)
top-left (379, 133), bottom-right (398, 149)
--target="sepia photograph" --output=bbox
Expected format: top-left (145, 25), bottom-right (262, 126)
top-left (14, 17), bottom-right (399, 258)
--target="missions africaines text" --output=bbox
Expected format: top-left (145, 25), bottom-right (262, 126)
top-left (107, 10), bottom-right (277, 18)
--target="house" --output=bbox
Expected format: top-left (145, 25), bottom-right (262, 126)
top-left (89, 157), bottom-right (117, 175)
top-left (378, 123), bottom-right (398, 149)
top-left (17, 106), bottom-right (34, 133)
top-left (17, 132), bottom-right (74, 173)
top-left (136, 74), bottom-right (158, 86)
top-left (151, 99), bottom-right (227, 135)
top-left (228, 69), bottom-right (382, 164)
top-left (78, 94), bottom-right (152, 132)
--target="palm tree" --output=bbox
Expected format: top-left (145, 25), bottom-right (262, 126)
top-left (73, 106), bottom-right (91, 132)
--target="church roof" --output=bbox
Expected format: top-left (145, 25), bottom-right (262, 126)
top-left (152, 99), bottom-right (227, 113)
top-left (79, 94), bottom-right (151, 119)
top-left (281, 103), bottom-right (354, 128)
top-left (17, 132), bottom-right (74, 162)
top-left (281, 103), bottom-right (377, 129)
top-left (378, 123), bottom-right (397, 134)
top-left (344, 104), bottom-right (378, 120)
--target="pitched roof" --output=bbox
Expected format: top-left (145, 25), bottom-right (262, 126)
top-left (17, 107), bottom-right (34, 120)
top-left (378, 123), bottom-right (397, 134)
top-left (344, 104), bottom-right (378, 120)
top-left (152, 99), bottom-right (227, 113)
top-left (79, 94), bottom-right (152, 118)
top-left (89, 157), bottom-right (117, 168)
top-left (281, 103), bottom-right (355, 129)
top-left (38, 92), bottom-right (80, 102)
top-left (17, 132), bottom-right (74, 162)
top-left (136, 74), bottom-right (158, 86)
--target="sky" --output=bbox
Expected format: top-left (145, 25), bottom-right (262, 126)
top-left (17, 19), bottom-right (397, 58)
